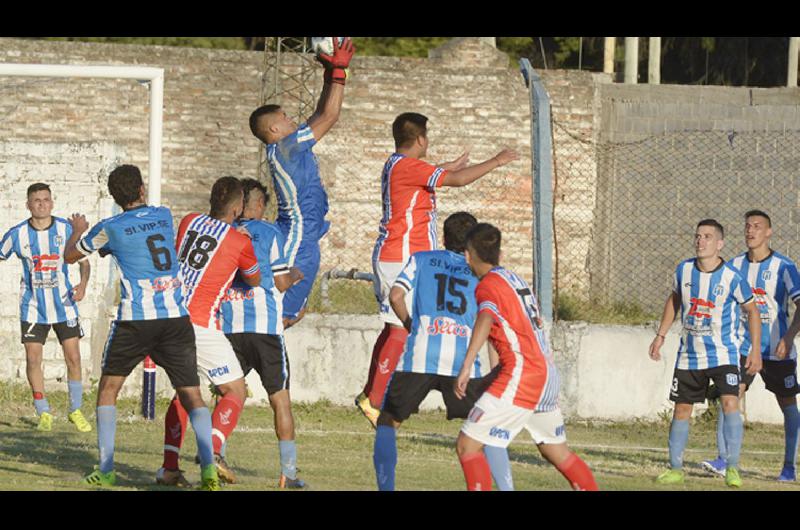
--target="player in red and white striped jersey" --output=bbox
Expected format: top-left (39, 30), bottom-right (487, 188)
top-left (157, 177), bottom-right (261, 487)
top-left (356, 112), bottom-right (518, 426)
top-left (454, 223), bottom-right (598, 491)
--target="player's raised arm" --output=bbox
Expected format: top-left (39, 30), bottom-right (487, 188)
top-left (440, 148), bottom-right (518, 188)
top-left (308, 37), bottom-right (355, 142)
top-left (649, 291), bottom-right (680, 361)
top-left (454, 311), bottom-right (493, 399)
top-left (64, 213), bottom-right (92, 264)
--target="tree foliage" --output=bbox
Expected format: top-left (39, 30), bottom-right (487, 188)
top-left (30, 37), bottom-right (797, 87)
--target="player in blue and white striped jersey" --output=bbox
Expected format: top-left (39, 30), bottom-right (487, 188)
top-left (701, 210), bottom-right (800, 481)
top-left (218, 179), bottom-right (305, 488)
top-left (372, 212), bottom-right (511, 491)
top-left (0, 182), bottom-right (91, 432)
top-left (649, 219), bottom-right (762, 488)
top-left (64, 164), bottom-right (221, 490)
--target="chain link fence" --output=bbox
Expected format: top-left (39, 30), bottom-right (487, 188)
top-left (551, 118), bottom-right (800, 320)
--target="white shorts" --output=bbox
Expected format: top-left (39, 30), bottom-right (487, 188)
top-left (372, 260), bottom-right (412, 327)
top-left (460, 392), bottom-right (567, 449)
top-left (192, 324), bottom-right (244, 386)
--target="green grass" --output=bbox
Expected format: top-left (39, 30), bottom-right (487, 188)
top-left (0, 380), bottom-right (796, 491)
top-left (556, 292), bottom-right (660, 325)
top-left (305, 277), bottom-right (377, 315)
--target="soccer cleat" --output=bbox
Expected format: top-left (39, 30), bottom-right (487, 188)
top-left (156, 467), bottom-right (192, 488)
top-left (214, 454), bottom-right (236, 484)
top-left (84, 466), bottom-right (116, 487)
top-left (725, 467), bottom-right (742, 488)
top-left (199, 464), bottom-right (221, 491)
top-left (355, 392), bottom-right (379, 429)
top-left (68, 409), bottom-right (92, 433)
top-left (700, 457), bottom-right (727, 477)
top-left (37, 411), bottom-right (53, 432)
top-left (655, 469), bottom-right (684, 485)
top-left (279, 474), bottom-right (307, 489)
top-left (778, 466), bottom-right (796, 482)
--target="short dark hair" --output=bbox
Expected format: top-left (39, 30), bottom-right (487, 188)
top-left (466, 223), bottom-right (501, 266)
top-left (210, 176), bottom-right (244, 218)
top-left (745, 209), bottom-right (772, 228)
top-left (697, 218), bottom-right (724, 239)
top-left (240, 177), bottom-right (269, 206)
top-left (26, 182), bottom-right (51, 198)
top-left (392, 112), bottom-right (428, 150)
top-left (443, 212), bottom-right (478, 253)
top-left (108, 165), bottom-right (143, 208)
top-left (249, 104), bottom-right (282, 143)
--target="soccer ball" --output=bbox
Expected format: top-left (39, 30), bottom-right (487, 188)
top-left (310, 37), bottom-right (345, 57)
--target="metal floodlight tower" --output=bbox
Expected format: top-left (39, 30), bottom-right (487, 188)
top-left (257, 37), bottom-right (319, 184)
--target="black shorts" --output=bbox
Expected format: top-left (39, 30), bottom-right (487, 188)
top-left (670, 364), bottom-right (740, 404)
top-left (382, 366), bottom-right (501, 422)
top-left (20, 319), bottom-right (83, 345)
top-left (101, 316), bottom-right (199, 388)
top-left (738, 354), bottom-right (799, 397)
top-left (226, 333), bottom-right (289, 395)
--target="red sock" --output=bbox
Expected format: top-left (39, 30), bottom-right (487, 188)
top-left (211, 394), bottom-right (243, 454)
top-left (367, 327), bottom-right (408, 409)
top-left (556, 452), bottom-right (598, 491)
top-left (459, 452), bottom-right (493, 491)
top-left (363, 326), bottom-right (391, 396)
top-left (162, 397), bottom-right (188, 470)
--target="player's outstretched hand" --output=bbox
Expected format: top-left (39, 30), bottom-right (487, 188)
top-left (68, 213), bottom-right (89, 234)
top-left (648, 336), bottom-right (663, 361)
top-left (454, 368), bottom-right (470, 400)
top-left (492, 148), bottom-right (519, 167)
top-left (441, 150), bottom-right (470, 172)
top-left (745, 352), bottom-right (763, 375)
top-left (318, 37), bottom-right (355, 70)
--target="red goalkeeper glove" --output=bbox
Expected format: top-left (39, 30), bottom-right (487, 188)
top-left (319, 37), bottom-right (355, 85)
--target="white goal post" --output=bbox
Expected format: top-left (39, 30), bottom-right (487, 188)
top-left (0, 63), bottom-right (164, 204)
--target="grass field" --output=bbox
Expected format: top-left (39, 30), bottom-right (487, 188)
top-left (0, 381), bottom-right (797, 491)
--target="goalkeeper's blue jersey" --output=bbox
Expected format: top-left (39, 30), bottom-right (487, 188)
top-left (266, 122), bottom-right (330, 266)
top-left (0, 217), bottom-right (80, 324)
top-left (393, 250), bottom-right (481, 377)
top-left (76, 205), bottom-right (187, 321)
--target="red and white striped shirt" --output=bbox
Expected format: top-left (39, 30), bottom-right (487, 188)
top-left (476, 267), bottom-right (559, 412)
top-left (176, 213), bottom-right (259, 329)
top-left (372, 154), bottom-right (448, 264)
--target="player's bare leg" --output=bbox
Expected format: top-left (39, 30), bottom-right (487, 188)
top-left (455, 432), bottom-right (492, 490)
top-left (537, 442), bottom-right (598, 490)
top-left (24, 343), bottom-right (54, 430)
top-left (60, 337), bottom-right (90, 431)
